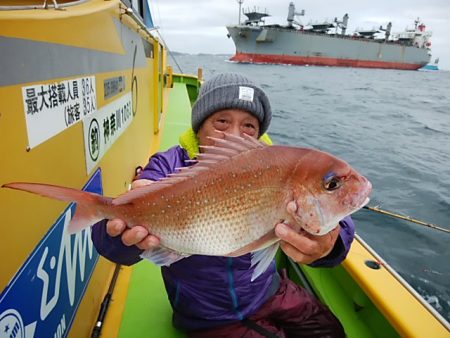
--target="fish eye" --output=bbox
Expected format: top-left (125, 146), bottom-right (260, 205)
top-left (323, 175), bottom-right (342, 191)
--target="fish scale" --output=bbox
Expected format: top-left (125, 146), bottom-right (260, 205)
top-left (152, 181), bottom-right (286, 255)
top-left (144, 153), bottom-right (288, 255)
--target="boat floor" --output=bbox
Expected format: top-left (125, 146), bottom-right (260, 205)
top-left (119, 262), bottom-right (185, 337)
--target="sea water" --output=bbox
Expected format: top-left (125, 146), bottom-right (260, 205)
top-left (170, 53), bottom-right (450, 322)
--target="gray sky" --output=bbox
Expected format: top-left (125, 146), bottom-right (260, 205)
top-left (149, 0), bottom-right (449, 70)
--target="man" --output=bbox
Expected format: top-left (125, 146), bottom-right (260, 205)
top-left (92, 73), bottom-right (353, 337)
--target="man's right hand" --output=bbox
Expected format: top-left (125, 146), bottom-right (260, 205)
top-left (106, 178), bottom-right (160, 250)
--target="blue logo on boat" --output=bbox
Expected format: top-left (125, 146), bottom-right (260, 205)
top-left (0, 169), bottom-right (102, 338)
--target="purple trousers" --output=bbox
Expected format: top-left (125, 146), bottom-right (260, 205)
top-left (188, 275), bottom-right (345, 338)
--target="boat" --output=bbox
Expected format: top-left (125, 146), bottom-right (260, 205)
top-left (1, 1), bottom-right (449, 337)
top-left (419, 57), bottom-right (440, 71)
top-left (226, 2), bottom-right (432, 70)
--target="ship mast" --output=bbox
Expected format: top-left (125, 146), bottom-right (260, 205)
top-left (287, 2), bottom-right (305, 28)
top-left (334, 13), bottom-right (349, 35)
top-left (237, 0), bottom-right (244, 25)
top-left (379, 22), bottom-right (392, 41)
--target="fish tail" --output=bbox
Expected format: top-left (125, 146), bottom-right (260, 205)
top-left (2, 182), bottom-right (113, 234)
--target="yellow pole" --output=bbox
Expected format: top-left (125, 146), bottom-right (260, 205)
top-left (167, 65), bottom-right (173, 88)
top-left (153, 41), bottom-right (160, 134)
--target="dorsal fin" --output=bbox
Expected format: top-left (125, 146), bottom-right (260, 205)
top-left (113, 133), bottom-right (267, 205)
top-left (189, 132), bottom-right (266, 170)
top-left (112, 181), bottom-right (172, 205)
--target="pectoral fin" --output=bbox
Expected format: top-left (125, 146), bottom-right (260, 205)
top-left (250, 242), bottom-right (280, 282)
top-left (140, 246), bottom-right (190, 266)
top-left (225, 229), bottom-right (280, 281)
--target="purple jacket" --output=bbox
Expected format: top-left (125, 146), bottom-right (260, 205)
top-left (91, 146), bottom-right (355, 331)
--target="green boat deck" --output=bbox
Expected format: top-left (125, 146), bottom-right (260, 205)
top-left (119, 262), bottom-right (185, 337)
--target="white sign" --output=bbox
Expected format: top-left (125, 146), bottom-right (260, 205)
top-left (83, 92), bottom-right (133, 174)
top-left (22, 77), bottom-right (97, 149)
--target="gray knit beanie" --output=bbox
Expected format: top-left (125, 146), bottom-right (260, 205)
top-left (192, 73), bottom-right (272, 136)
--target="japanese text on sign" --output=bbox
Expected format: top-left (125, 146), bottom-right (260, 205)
top-left (83, 92), bottom-right (133, 173)
top-left (22, 76), bottom-right (97, 149)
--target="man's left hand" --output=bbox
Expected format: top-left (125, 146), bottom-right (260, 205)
top-left (275, 223), bottom-right (341, 264)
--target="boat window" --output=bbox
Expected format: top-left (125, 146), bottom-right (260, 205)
top-left (130, 0), bottom-right (145, 20)
top-left (142, 38), bottom-right (154, 59)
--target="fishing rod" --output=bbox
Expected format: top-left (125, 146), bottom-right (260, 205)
top-left (91, 264), bottom-right (122, 338)
top-left (362, 205), bottom-right (450, 234)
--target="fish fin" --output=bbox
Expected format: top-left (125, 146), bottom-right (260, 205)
top-left (2, 182), bottom-right (112, 233)
top-left (200, 132), bottom-right (266, 158)
top-left (115, 133), bottom-right (268, 205)
top-left (250, 242), bottom-right (280, 282)
top-left (209, 132), bottom-right (266, 152)
top-left (140, 246), bottom-right (190, 266)
top-left (68, 203), bottom-right (104, 234)
top-left (112, 181), bottom-right (172, 205)
top-left (112, 167), bottom-right (210, 206)
top-left (194, 133), bottom-right (265, 165)
top-left (226, 229), bottom-right (278, 257)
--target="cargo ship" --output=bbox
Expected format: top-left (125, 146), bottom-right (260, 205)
top-left (227, 2), bottom-right (432, 70)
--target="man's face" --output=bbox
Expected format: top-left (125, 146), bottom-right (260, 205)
top-left (197, 109), bottom-right (260, 147)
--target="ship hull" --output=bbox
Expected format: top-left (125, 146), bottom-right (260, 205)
top-left (227, 26), bottom-right (431, 70)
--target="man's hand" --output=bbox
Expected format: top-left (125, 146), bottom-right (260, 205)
top-left (106, 219), bottom-right (160, 250)
top-left (275, 223), bottom-right (340, 264)
top-left (131, 179), bottom-right (153, 189)
top-left (105, 178), bottom-right (160, 250)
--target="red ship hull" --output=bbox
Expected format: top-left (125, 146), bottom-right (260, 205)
top-left (230, 52), bottom-right (423, 70)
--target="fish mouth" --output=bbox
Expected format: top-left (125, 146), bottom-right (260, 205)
top-left (361, 197), bottom-right (370, 208)
top-left (348, 179), bottom-right (372, 210)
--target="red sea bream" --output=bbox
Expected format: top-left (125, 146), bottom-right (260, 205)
top-left (3, 133), bottom-right (372, 280)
